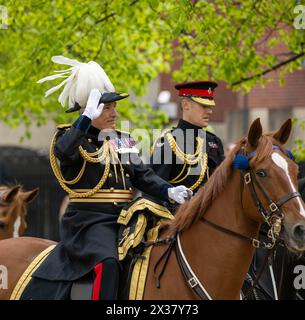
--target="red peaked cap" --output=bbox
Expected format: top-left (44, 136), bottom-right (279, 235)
top-left (175, 81), bottom-right (218, 106)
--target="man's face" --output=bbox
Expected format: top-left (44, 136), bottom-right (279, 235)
top-left (182, 98), bottom-right (213, 128)
top-left (93, 102), bottom-right (117, 130)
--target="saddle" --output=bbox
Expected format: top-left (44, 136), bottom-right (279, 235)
top-left (71, 272), bottom-right (94, 300)
top-left (71, 197), bottom-right (174, 300)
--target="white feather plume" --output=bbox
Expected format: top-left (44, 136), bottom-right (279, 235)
top-left (57, 71), bottom-right (78, 107)
top-left (37, 73), bottom-right (69, 83)
top-left (51, 56), bottom-right (82, 67)
top-left (37, 55), bottom-right (115, 108)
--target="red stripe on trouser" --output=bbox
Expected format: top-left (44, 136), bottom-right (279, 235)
top-left (92, 262), bottom-right (103, 300)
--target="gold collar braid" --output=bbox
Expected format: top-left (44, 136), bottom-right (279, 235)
top-left (170, 153), bottom-right (208, 191)
top-left (166, 133), bottom-right (208, 190)
top-left (166, 132), bottom-right (204, 165)
top-left (49, 132), bottom-right (111, 198)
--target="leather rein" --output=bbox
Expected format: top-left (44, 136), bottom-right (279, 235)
top-left (150, 146), bottom-right (301, 299)
top-left (200, 146), bottom-right (300, 250)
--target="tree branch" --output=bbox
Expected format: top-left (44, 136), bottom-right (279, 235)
top-left (232, 51), bottom-right (305, 87)
top-left (95, 0), bottom-right (140, 24)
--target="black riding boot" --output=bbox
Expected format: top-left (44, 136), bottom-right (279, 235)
top-left (92, 258), bottom-right (120, 300)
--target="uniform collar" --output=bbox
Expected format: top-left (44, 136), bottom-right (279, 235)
top-left (87, 126), bottom-right (119, 141)
top-left (87, 125), bottom-right (100, 138)
top-left (177, 119), bottom-right (204, 136)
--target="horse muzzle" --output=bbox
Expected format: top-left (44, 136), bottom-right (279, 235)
top-left (283, 223), bottom-right (305, 253)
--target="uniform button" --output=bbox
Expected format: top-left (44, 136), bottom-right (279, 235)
top-left (110, 187), bottom-right (114, 192)
top-left (126, 173), bottom-right (130, 177)
top-left (88, 138), bottom-right (92, 143)
top-left (126, 161), bottom-right (130, 165)
top-left (129, 187), bottom-right (132, 191)
top-left (113, 202), bottom-right (118, 206)
top-left (108, 173), bottom-right (112, 178)
top-left (96, 148), bottom-right (99, 151)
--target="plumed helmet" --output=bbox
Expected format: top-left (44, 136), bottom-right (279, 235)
top-left (37, 56), bottom-right (115, 111)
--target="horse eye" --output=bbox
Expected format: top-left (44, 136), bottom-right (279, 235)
top-left (256, 170), bottom-right (267, 178)
top-left (0, 221), bottom-right (6, 229)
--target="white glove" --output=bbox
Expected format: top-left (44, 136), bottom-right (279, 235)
top-left (168, 185), bottom-right (193, 204)
top-left (82, 88), bottom-right (104, 120)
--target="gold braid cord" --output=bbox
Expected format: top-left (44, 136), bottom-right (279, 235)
top-left (79, 143), bottom-right (109, 162)
top-left (166, 133), bottom-right (208, 190)
top-left (169, 162), bottom-right (187, 183)
top-left (49, 131), bottom-right (111, 198)
top-left (166, 133), bottom-right (204, 165)
top-left (189, 153), bottom-right (208, 191)
top-left (150, 128), bottom-right (172, 157)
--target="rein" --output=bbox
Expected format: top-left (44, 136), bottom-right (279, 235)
top-left (151, 233), bottom-right (212, 300)
top-left (200, 168), bottom-right (298, 249)
top-left (201, 146), bottom-right (300, 250)
top-left (150, 145), bottom-right (300, 299)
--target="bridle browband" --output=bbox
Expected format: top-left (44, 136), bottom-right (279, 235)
top-left (201, 144), bottom-right (300, 249)
top-left (150, 144), bottom-right (301, 299)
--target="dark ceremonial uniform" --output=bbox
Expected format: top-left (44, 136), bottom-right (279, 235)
top-left (151, 119), bottom-right (224, 193)
top-left (151, 80), bottom-right (224, 194)
top-left (21, 114), bottom-right (172, 300)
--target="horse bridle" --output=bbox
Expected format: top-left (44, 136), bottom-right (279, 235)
top-left (201, 145), bottom-right (301, 249)
top-left (151, 145), bottom-right (302, 299)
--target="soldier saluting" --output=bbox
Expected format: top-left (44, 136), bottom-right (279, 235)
top-left (151, 81), bottom-right (225, 194)
top-left (21, 56), bottom-right (192, 300)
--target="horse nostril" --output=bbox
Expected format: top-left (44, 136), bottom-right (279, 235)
top-left (293, 224), bottom-right (305, 242)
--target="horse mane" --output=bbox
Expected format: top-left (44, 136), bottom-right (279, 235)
top-left (166, 134), bottom-right (275, 233)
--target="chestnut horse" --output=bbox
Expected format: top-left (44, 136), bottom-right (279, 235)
top-left (143, 118), bottom-right (305, 299)
top-left (1, 118), bottom-right (305, 300)
top-left (0, 185), bottom-right (39, 240)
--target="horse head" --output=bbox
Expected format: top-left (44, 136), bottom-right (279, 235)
top-left (156, 118), bottom-right (305, 299)
top-left (0, 185), bottom-right (39, 240)
top-left (239, 118), bottom-right (305, 252)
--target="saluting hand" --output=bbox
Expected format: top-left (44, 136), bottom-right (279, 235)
top-left (82, 88), bottom-right (104, 120)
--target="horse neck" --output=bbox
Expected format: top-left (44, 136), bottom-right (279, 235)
top-left (180, 170), bottom-right (261, 299)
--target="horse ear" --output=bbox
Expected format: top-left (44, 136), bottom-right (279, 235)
top-left (2, 185), bottom-right (21, 203)
top-left (247, 118), bottom-right (262, 148)
top-left (21, 188), bottom-right (39, 204)
top-left (273, 119), bottom-right (292, 145)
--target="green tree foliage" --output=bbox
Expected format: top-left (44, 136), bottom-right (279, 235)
top-left (0, 0), bottom-right (304, 135)
top-left (292, 118), bottom-right (305, 162)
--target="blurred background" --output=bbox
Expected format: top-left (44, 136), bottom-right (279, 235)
top-left (1, 1), bottom-right (305, 241)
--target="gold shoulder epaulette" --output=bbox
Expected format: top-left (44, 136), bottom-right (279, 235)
top-left (57, 124), bottom-right (72, 130)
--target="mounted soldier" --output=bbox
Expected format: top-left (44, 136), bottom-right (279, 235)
top-left (150, 81), bottom-right (225, 197)
top-left (150, 81), bottom-right (300, 300)
top-left (20, 56), bottom-right (192, 300)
